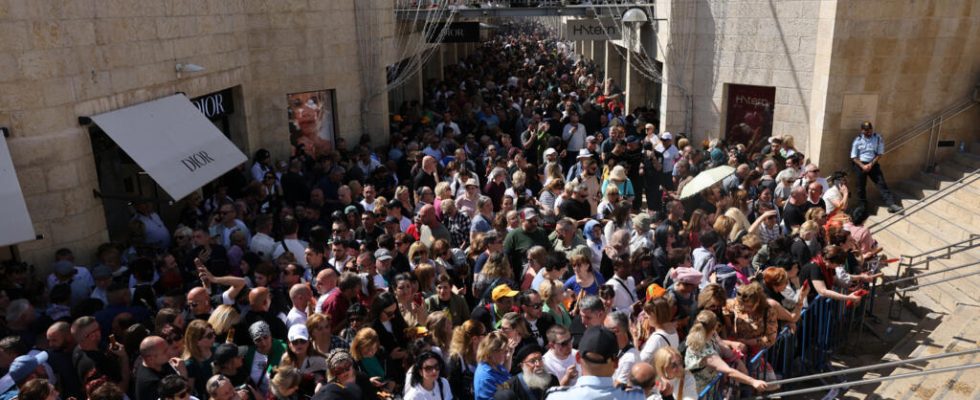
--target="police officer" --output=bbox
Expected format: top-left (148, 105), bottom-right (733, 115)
top-left (545, 327), bottom-right (645, 400)
top-left (850, 121), bottom-right (903, 214)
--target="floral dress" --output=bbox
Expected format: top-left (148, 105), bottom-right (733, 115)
top-left (684, 340), bottom-right (720, 390)
top-left (724, 299), bottom-right (778, 355)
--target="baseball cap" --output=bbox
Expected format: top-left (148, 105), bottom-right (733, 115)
top-left (53, 260), bottom-right (74, 276)
top-left (288, 324), bottom-right (310, 342)
top-left (213, 343), bottom-right (247, 365)
top-left (344, 205), bottom-right (358, 215)
top-left (861, 121), bottom-right (873, 130)
top-left (660, 132), bottom-right (673, 141)
top-left (374, 248), bottom-right (393, 262)
top-left (491, 284), bottom-right (519, 302)
top-left (8, 352), bottom-right (47, 384)
top-left (586, 135), bottom-right (597, 143)
top-left (543, 148), bottom-right (557, 158)
top-left (578, 327), bottom-right (619, 364)
top-left (522, 208), bottom-right (539, 220)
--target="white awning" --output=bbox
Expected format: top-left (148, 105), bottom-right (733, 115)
top-left (0, 136), bottom-right (36, 246)
top-left (90, 94), bottom-right (247, 200)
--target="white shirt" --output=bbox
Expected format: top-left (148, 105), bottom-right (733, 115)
top-left (360, 272), bottom-right (388, 295)
top-left (613, 346), bottom-right (640, 385)
top-left (607, 275), bottom-right (637, 312)
top-left (249, 351), bottom-right (270, 394)
top-left (823, 185), bottom-right (843, 215)
top-left (639, 329), bottom-right (680, 364)
top-left (272, 238), bottom-right (309, 269)
top-left (285, 307), bottom-right (307, 327)
top-left (249, 232), bottom-right (277, 261)
top-left (436, 121), bottom-right (461, 138)
top-left (404, 377), bottom-right (453, 400)
top-left (543, 349), bottom-right (580, 385)
top-left (360, 198), bottom-right (376, 212)
top-left (662, 145), bottom-right (679, 173)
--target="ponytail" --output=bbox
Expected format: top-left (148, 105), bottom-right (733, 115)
top-left (685, 310), bottom-right (718, 353)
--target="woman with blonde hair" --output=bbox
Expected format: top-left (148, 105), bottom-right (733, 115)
top-left (521, 245), bottom-right (548, 290)
top-left (505, 170), bottom-right (532, 201)
top-left (407, 241), bottom-right (431, 269)
top-left (350, 327), bottom-right (395, 392)
top-left (685, 311), bottom-right (767, 392)
top-left (206, 305), bottom-right (239, 342)
top-left (447, 320), bottom-right (487, 400)
top-left (269, 366), bottom-right (302, 400)
top-left (652, 346), bottom-right (697, 400)
top-left (725, 282), bottom-right (778, 355)
top-left (182, 320), bottom-right (217, 397)
top-left (473, 331), bottom-right (512, 400)
top-left (395, 185), bottom-right (414, 216)
top-left (638, 295), bottom-right (679, 364)
top-left (791, 220), bottom-right (822, 266)
top-left (539, 279), bottom-right (571, 328)
top-left (724, 207), bottom-right (751, 242)
top-left (473, 253), bottom-right (513, 303)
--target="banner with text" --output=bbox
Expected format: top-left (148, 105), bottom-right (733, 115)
top-left (426, 22), bottom-right (480, 43)
top-left (565, 18), bottom-right (621, 41)
top-left (90, 94), bottom-right (247, 201)
top-left (725, 84), bottom-right (775, 155)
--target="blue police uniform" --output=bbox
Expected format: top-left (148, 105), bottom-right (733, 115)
top-left (544, 376), bottom-right (646, 400)
top-left (850, 130), bottom-right (899, 211)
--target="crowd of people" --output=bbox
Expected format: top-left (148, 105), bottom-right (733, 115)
top-left (0, 22), bottom-right (892, 400)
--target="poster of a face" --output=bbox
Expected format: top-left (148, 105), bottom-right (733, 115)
top-left (288, 90), bottom-right (336, 158)
top-left (725, 84), bottom-right (775, 155)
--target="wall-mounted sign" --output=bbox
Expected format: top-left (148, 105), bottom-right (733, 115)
top-left (427, 22), bottom-right (480, 43)
top-left (840, 94), bottom-right (878, 130)
top-left (191, 88), bottom-right (235, 119)
top-left (565, 19), bottom-right (621, 41)
top-left (725, 84), bottom-right (775, 155)
top-left (288, 89), bottom-right (337, 158)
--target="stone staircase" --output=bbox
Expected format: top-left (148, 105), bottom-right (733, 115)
top-left (847, 144), bottom-right (980, 399)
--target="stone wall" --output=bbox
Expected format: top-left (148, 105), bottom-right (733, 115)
top-left (0, 0), bottom-right (395, 269)
top-left (678, 0), bottom-right (823, 154)
top-left (815, 0), bottom-right (980, 180)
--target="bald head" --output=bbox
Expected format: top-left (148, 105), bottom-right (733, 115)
top-left (187, 287), bottom-right (210, 314)
top-left (46, 321), bottom-right (72, 351)
top-left (422, 156), bottom-right (437, 173)
top-left (629, 362), bottom-right (656, 394)
top-left (316, 268), bottom-right (338, 294)
top-left (420, 204), bottom-right (437, 226)
top-left (289, 283), bottom-right (313, 309)
top-left (140, 336), bottom-right (168, 369)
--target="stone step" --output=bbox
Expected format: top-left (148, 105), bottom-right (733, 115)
top-left (863, 304), bottom-right (980, 400)
top-left (951, 152), bottom-right (980, 169)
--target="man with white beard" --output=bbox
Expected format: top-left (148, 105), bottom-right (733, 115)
top-left (502, 344), bottom-right (559, 400)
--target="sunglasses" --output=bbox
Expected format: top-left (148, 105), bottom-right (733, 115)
top-left (290, 339), bottom-right (308, 345)
top-left (527, 303), bottom-right (543, 309)
top-left (422, 363), bottom-right (440, 373)
top-left (555, 339), bottom-right (572, 347)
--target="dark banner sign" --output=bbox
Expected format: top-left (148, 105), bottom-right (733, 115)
top-left (427, 22), bottom-right (480, 43)
top-left (191, 88), bottom-right (234, 119)
top-left (725, 84), bottom-right (775, 155)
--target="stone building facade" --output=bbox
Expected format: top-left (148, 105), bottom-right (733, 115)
top-left (581, 0), bottom-right (979, 177)
top-left (0, 0), bottom-right (398, 269)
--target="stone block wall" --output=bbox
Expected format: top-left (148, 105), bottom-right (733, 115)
top-left (815, 0), bottom-right (980, 180)
top-left (0, 0), bottom-right (397, 269)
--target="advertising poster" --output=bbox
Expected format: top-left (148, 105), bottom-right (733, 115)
top-left (288, 89), bottom-right (336, 158)
top-left (725, 84), bottom-right (775, 155)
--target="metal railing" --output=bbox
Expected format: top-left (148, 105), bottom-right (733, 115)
top-left (891, 234), bottom-right (980, 271)
top-left (756, 362), bottom-right (980, 399)
top-left (867, 168), bottom-right (980, 234)
top-left (698, 285), bottom-right (877, 399)
top-left (885, 93), bottom-right (978, 159)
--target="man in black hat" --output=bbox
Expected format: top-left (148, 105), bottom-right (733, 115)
top-left (544, 327), bottom-right (644, 400)
top-left (850, 121), bottom-right (903, 214)
top-left (503, 344), bottom-right (559, 400)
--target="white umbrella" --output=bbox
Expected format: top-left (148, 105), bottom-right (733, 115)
top-left (679, 165), bottom-right (736, 200)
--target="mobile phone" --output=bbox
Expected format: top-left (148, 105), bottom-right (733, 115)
top-left (801, 279), bottom-right (810, 292)
top-left (414, 293), bottom-right (423, 306)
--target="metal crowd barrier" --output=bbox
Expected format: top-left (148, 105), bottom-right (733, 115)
top-left (699, 281), bottom-right (877, 399)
